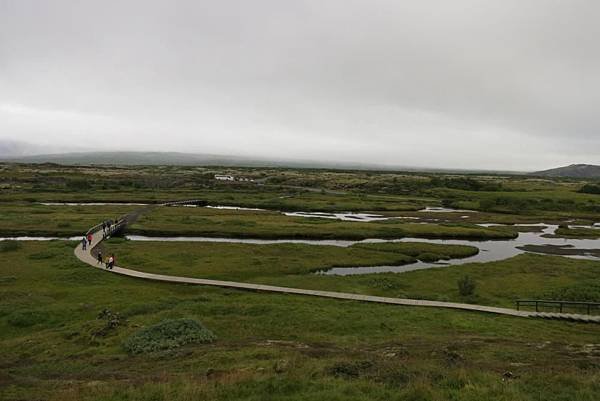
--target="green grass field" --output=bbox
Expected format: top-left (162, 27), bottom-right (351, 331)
top-left (1, 241), bottom-right (600, 401)
top-left (102, 239), bottom-right (479, 279)
top-left (0, 203), bottom-right (140, 237)
top-left (1, 163), bottom-right (600, 400)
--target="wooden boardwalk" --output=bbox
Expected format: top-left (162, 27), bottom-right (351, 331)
top-left (74, 225), bottom-right (600, 323)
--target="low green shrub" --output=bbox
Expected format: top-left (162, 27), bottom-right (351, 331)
top-left (457, 275), bottom-right (476, 296)
top-left (0, 240), bottom-right (22, 252)
top-left (543, 283), bottom-right (600, 302)
top-left (8, 310), bottom-right (48, 327)
top-left (122, 318), bottom-right (216, 354)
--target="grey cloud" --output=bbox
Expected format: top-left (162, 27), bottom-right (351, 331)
top-left (0, 0), bottom-right (598, 170)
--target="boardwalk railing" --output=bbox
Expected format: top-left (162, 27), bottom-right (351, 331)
top-left (516, 299), bottom-right (600, 315)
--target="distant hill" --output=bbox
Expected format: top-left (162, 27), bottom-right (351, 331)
top-left (2, 151), bottom-right (307, 167)
top-left (0, 150), bottom-right (526, 173)
top-left (0, 150), bottom-right (393, 170)
top-left (0, 140), bottom-right (47, 157)
top-left (0, 146), bottom-right (526, 174)
top-left (533, 164), bottom-right (600, 178)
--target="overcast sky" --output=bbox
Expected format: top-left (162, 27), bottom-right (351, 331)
top-left (0, 0), bottom-right (598, 170)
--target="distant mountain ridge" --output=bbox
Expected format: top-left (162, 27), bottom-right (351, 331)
top-left (534, 164), bottom-right (600, 178)
top-left (0, 150), bottom-right (526, 173)
top-left (0, 150), bottom-right (392, 170)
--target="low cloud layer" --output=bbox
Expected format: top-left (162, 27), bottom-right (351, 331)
top-left (1, 0), bottom-right (598, 170)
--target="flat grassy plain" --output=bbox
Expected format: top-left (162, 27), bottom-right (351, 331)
top-left (103, 239), bottom-right (479, 279)
top-left (128, 207), bottom-right (518, 240)
top-left (1, 163), bottom-right (600, 400)
top-left (1, 241), bottom-right (600, 401)
top-left (2, 162), bottom-right (600, 217)
top-left (0, 203), bottom-right (139, 237)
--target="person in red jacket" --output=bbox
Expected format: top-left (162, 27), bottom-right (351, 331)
top-left (87, 233), bottom-right (93, 246)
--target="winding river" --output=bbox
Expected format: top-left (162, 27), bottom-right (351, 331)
top-left (12, 203), bottom-right (600, 274)
top-left (124, 224), bottom-right (600, 275)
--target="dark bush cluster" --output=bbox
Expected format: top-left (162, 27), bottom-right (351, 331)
top-left (430, 176), bottom-right (503, 191)
top-left (580, 184), bottom-right (600, 195)
top-left (122, 318), bottom-right (216, 354)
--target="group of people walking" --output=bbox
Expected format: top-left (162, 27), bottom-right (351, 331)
top-left (96, 250), bottom-right (116, 270)
top-left (80, 217), bottom-right (121, 270)
top-left (102, 219), bottom-right (121, 239)
top-left (81, 233), bottom-right (93, 250)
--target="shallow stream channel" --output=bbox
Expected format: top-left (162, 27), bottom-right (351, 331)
top-left (125, 224), bottom-right (600, 275)
top-left (10, 204), bottom-right (599, 275)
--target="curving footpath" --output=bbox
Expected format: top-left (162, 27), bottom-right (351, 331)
top-left (74, 216), bottom-right (600, 323)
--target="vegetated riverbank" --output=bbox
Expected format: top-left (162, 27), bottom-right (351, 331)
top-left (518, 244), bottom-right (600, 258)
top-left (551, 226), bottom-right (600, 239)
top-left (100, 239), bottom-right (480, 280)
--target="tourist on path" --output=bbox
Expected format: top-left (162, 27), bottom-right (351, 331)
top-left (97, 251), bottom-right (103, 265)
top-left (81, 236), bottom-right (87, 251)
top-left (87, 233), bottom-right (93, 246)
top-left (102, 221), bottom-right (106, 234)
top-left (106, 255), bottom-right (114, 270)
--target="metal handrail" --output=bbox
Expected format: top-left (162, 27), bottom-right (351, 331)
top-left (516, 299), bottom-right (600, 314)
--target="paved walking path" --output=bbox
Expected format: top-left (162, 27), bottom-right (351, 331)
top-left (74, 223), bottom-right (600, 323)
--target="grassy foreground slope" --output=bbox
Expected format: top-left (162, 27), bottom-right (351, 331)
top-left (1, 241), bottom-right (600, 401)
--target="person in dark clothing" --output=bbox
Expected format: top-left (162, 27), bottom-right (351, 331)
top-left (81, 236), bottom-right (87, 251)
top-left (102, 222), bottom-right (106, 234)
top-left (97, 251), bottom-right (103, 265)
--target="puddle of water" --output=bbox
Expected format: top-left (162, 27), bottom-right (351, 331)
top-left (418, 207), bottom-right (479, 213)
top-left (283, 207), bottom-right (481, 222)
top-left (569, 224), bottom-right (600, 230)
top-left (205, 206), bottom-right (266, 211)
top-left (126, 235), bottom-right (358, 247)
top-left (284, 211), bottom-right (391, 222)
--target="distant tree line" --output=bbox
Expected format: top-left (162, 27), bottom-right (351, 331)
top-left (579, 184), bottom-right (600, 195)
top-left (429, 176), bottom-right (503, 192)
